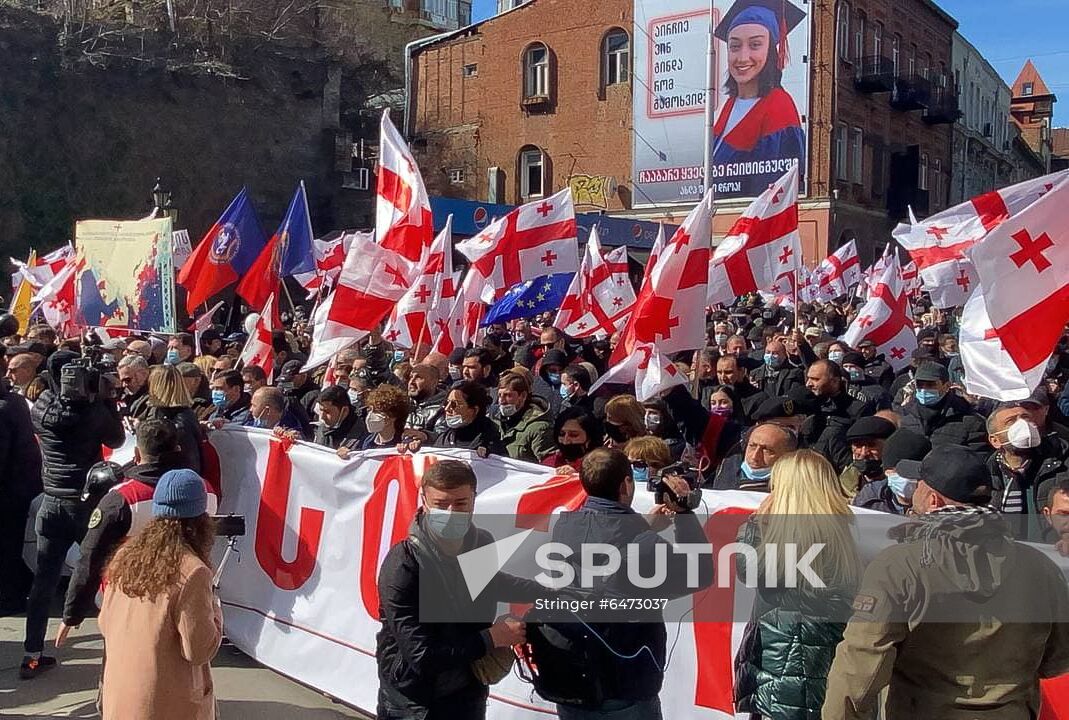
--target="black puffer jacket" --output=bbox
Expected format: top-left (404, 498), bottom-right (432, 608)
top-left (32, 389), bottom-right (125, 499)
top-left (799, 389), bottom-right (872, 473)
top-left (733, 517), bottom-right (854, 720)
top-left (144, 405), bottom-right (205, 474)
top-left (899, 392), bottom-right (988, 456)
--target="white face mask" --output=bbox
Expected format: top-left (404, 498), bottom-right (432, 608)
top-left (366, 411), bottom-right (388, 434)
top-left (1005, 417), bottom-right (1041, 450)
top-left (499, 403), bottom-right (518, 418)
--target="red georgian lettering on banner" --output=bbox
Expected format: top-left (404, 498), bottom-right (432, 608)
top-left (359, 455), bottom-right (428, 619)
top-left (254, 439), bottom-right (326, 591)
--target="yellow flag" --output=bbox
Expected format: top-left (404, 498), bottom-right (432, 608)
top-left (12, 250), bottom-right (35, 334)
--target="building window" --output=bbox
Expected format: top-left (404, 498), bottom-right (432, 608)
top-left (520, 146), bottom-right (546, 199)
top-left (891, 34), bottom-right (900, 75)
top-left (449, 168), bottom-right (465, 184)
top-left (462, 63), bottom-right (478, 77)
top-left (933, 158), bottom-right (942, 206)
top-left (920, 52), bottom-right (930, 80)
top-left (524, 43), bottom-right (550, 98)
top-left (872, 145), bottom-right (885, 196)
top-left (872, 22), bottom-right (882, 60)
top-left (854, 11), bottom-right (865, 61)
top-left (908, 44), bottom-right (916, 77)
top-left (603, 29), bottom-right (630, 87)
top-left (1023, 82), bottom-right (1034, 96)
top-left (835, 124), bottom-right (849, 180)
top-left (851, 127), bottom-right (864, 183)
top-left (919, 152), bottom-right (929, 191)
top-left (837, 2), bottom-right (851, 61)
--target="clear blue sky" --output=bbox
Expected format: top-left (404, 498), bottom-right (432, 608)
top-left (471, 0), bottom-right (1068, 126)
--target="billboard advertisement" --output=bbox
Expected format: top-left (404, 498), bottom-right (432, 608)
top-left (632, 0), bottom-right (811, 206)
top-left (74, 217), bottom-right (176, 332)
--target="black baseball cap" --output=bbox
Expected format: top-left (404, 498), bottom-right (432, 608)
top-left (896, 445), bottom-right (990, 504)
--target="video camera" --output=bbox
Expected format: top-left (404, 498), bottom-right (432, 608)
top-left (212, 514), bottom-right (246, 538)
top-left (646, 461), bottom-right (703, 511)
top-left (59, 345), bottom-right (119, 402)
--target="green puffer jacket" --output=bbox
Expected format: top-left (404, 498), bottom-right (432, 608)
top-left (497, 397), bottom-right (555, 463)
top-left (733, 517), bottom-right (854, 720)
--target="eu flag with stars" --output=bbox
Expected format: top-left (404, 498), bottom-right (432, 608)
top-left (481, 273), bottom-right (573, 326)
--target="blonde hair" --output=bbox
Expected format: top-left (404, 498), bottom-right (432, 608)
top-left (758, 450), bottom-right (860, 590)
top-left (193, 355), bottom-right (216, 377)
top-left (148, 365), bottom-right (193, 408)
top-left (623, 436), bottom-right (672, 471)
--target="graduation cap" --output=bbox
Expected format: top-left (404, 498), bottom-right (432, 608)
top-left (713, 0), bottom-right (806, 70)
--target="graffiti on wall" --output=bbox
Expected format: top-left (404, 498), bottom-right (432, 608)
top-left (568, 174), bottom-right (618, 209)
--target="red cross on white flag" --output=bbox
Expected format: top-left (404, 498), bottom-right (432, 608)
top-left (590, 343), bottom-right (689, 402)
top-left (456, 188), bottom-right (579, 303)
top-left (812, 239), bottom-right (862, 301)
top-left (240, 293), bottom-right (278, 380)
top-left (431, 268), bottom-right (485, 357)
top-left (377, 111), bottom-right (433, 275)
top-left (31, 254), bottom-right (80, 337)
top-left (295, 231), bottom-right (365, 299)
top-left (611, 192), bottom-right (714, 363)
top-left (707, 165), bottom-right (801, 306)
top-left (383, 216), bottom-right (461, 351)
top-left (555, 228), bottom-right (636, 339)
top-left (959, 287), bottom-right (1049, 401)
top-left (893, 169), bottom-right (1069, 308)
top-left (966, 175), bottom-right (1069, 375)
top-left (841, 252), bottom-right (917, 371)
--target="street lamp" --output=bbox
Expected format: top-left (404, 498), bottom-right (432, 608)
top-left (152, 177), bottom-right (179, 224)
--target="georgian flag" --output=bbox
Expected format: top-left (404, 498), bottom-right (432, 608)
top-left (240, 293), bottom-right (278, 381)
top-left (382, 217), bottom-right (460, 350)
top-left (813, 240), bottom-right (861, 301)
top-left (555, 228), bottom-right (636, 339)
top-left (841, 253), bottom-right (917, 371)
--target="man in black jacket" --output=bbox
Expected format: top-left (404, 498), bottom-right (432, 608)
top-left (801, 360), bottom-right (872, 473)
top-left (22, 350), bottom-right (124, 678)
top-left (715, 354), bottom-right (768, 423)
top-left (899, 362), bottom-right (988, 456)
top-left (549, 449), bottom-right (712, 718)
top-left (0, 348), bottom-right (43, 616)
top-left (376, 460), bottom-right (532, 720)
top-left (208, 369), bottom-right (252, 427)
top-left (405, 364), bottom-right (447, 438)
top-left (57, 419), bottom-right (186, 646)
top-left (857, 339), bottom-right (894, 389)
top-left (313, 385), bottom-right (367, 450)
top-left (750, 339), bottom-right (805, 397)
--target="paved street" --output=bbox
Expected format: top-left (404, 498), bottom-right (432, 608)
top-left (0, 614), bottom-right (367, 719)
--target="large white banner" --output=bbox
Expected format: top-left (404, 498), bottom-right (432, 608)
top-left (212, 428), bottom-right (759, 719)
top-left (632, 0), bottom-right (811, 206)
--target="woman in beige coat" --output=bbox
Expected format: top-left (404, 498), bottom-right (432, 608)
top-left (99, 468), bottom-right (221, 720)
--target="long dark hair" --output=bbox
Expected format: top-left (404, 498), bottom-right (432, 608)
top-left (107, 515), bottom-right (216, 601)
top-left (725, 45), bottom-right (783, 98)
top-left (553, 406), bottom-right (604, 452)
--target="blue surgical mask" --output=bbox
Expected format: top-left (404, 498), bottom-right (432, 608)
top-left (211, 389), bottom-right (227, 408)
top-left (885, 472), bottom-right (916, 502)
top-left (392, 350), bottom-right (406, 364)
top-left (847, 367), bottom-right (864, 382)
top-left (165, 349), bottom-right (180, 365)
top-left (914, 388), bottom-right (944, 406)
top-left (631, 464), bottom-right (649, 486)
top-left (828, 351), bottom-right (844, 364)
top-left (741, 460), bottom-right (772, 482)
top-left (559, 384), bottom-right (573, 399)
top-left (714, 333), bottom-right (728, 345)
top-left (424, 507), bottom-right (471, 540)
top-left (252, 417), bottom-right (267, 429)
top-left (547, 372), bottom-right (561, 387)
top-left (763, 353), bottom-right (781, 369)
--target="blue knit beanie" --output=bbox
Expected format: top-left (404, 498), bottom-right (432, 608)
top-left (153, 469), bottom-right (208, 519)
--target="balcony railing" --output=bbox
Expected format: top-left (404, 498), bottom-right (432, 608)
top-left (924, 86), bottom-right (961, 124)
top-left (854, 55), bottom-right (896, 93)
top-left (890, 74), bottom-right (931, 111)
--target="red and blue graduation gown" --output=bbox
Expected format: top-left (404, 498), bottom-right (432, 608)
top-left (711, 87), bottom-right (806, 198)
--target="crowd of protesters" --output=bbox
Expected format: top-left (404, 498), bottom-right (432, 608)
top-left (3, 290), bottom-right (1069, 720)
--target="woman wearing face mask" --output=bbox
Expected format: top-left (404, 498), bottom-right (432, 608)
top-left (622, 436), bottom-right (673, 492)
top-left (360, 385), bottom-right (411, 450)
top-left (145, 365), bottom-right (205, 474)
top-left (433, 381), bottom-right (506, 456)
top-left (603, 395), bottom-right (648, 449)
top-left (541, 407), bottom-right (605, 472)
top-left (641, 400), bottom-right (687, 462)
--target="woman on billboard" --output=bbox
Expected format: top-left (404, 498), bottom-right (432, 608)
top-left (711, 0), bottom-right (806, 199)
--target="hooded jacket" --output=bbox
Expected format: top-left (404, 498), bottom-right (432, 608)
top-left (32, 351), bottom-right (125, 498)
top-left (497, 396), bottom-right (554, 463)
top-left (823, 508), bottom-right (1069, 720)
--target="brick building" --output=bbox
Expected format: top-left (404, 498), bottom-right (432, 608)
top-left (407, 0), bottom-right (957, 263)
top-left (1010, 61), bottom-right (1058, 172)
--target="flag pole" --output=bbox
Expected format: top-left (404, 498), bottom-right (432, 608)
top-left (280, 278), bottom-right (298, 315)
top-left (701, 3), bottom-right (716, 198)
top-left (793, 267), bottom-right (800, 330)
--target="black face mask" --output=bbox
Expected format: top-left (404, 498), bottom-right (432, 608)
top-left (605, 423), bottom-right (627, 443)
top-left (852, 457), bottom-right (883, 479)
top-left (558, 443), bottom-right (586, 462)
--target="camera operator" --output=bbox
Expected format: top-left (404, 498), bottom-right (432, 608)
top-left (57, 419), bottom-right (203, 647)
top-left (546, 448), bottom-right (712, 719)
top-left (22, 349), bottom-right (124, 679)
top-left (0, 344), bottom-right (43, 616)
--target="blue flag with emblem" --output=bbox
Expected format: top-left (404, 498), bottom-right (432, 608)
top-left (481, 273), bottom-right (574, 326)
